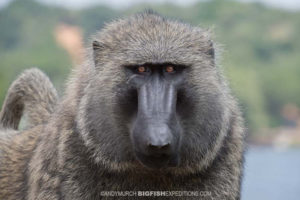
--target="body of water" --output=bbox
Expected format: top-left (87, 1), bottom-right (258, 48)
top-left (242, 147), bottom-right (300, 200)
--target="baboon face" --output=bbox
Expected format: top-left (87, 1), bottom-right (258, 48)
top-left (125, 64), bottom-right (184, 169)
top-left (78, 12), bottom-right (228, 172)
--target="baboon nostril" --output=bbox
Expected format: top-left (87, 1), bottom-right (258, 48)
top-left (148, 143), bottom-right (170, 150)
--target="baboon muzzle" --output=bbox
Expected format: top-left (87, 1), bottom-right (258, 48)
top-left (131, 75), bottom-right (181, 169)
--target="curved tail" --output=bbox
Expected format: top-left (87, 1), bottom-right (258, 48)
top-left (0, 68), bottom-right (58, 129)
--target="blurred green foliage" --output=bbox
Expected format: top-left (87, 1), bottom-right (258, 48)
top-left (1, 0), bottom-right (300, 134)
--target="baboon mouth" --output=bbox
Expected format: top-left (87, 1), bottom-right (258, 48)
top-left (135, 152), bottom-right (179, 169)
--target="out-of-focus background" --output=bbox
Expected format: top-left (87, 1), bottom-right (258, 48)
top-left (0, 0), bottom-right (300, 199)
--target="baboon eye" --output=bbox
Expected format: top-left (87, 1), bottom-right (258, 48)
top-left (138, 66), bottom-right (146, 73)
top-left (136, 66), bottom-right (150, 74)
top-left (165, 65), bottom-right (175, 73)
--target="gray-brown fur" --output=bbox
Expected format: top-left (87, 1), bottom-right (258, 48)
top-left (0, 68), bottom-right (58, 129)
top-left (0, 11), bottom-right (245, 200)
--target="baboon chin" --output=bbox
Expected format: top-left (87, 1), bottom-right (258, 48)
top-left (0, 11), bottom-right (245, 200)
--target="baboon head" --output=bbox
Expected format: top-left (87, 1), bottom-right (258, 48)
top-left (77, 11), bottom-right (230, 173)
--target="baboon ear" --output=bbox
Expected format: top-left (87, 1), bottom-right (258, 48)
top-left (207, 40), bottom-right (215, 59)
top-left (92, 40), bottom-right (105, 66)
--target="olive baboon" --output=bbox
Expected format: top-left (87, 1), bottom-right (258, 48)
top-left (0, 11), bottom-right (245, 200)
